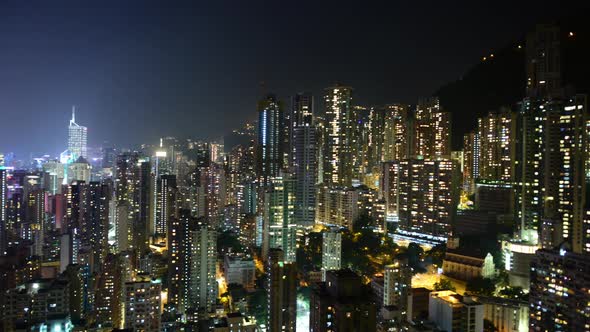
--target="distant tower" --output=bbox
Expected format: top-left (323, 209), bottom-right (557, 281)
top-left (323, 85), bottom-right (353, 187)
top-left (68, 106), bottom-right (88, 159)
top-left (256, 94), bottom-right (284, 185)
top-left (413, 98), bottom-right (451, 159)
top-left (0, 168), bottom-right (6, 256)
top-left (293, 124), bottom-right (317, 231)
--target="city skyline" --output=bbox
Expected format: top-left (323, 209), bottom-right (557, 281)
top-left (1, 3), bottom-right (590, 332)
top-left (0, 1), bottom-right (584, 156)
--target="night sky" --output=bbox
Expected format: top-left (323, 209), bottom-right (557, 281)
top-left (0, 1), bottom-right (579, 156)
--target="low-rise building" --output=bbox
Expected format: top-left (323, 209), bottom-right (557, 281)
top-left (224, 255), bottom-right (256, 290)
top-left (428, 290), bottom-right (483, 332)
top-left (472, 296), bottom-right (528, 332)
top-left (212, 312), bottom-right (257, 332)
top-left (408, 287), bottom-right (431, 323)
top-left (442, 248), bottom-right (495, 281)
top-left (3, 279), bottom-right (70, 330)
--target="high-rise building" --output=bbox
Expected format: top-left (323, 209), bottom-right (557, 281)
top-left (65, 264), bottom-right (87, 324)
top-left (156, 174), bottom-right (177, 237)
top-left (477, 108), bottom-right (516, 182)
top-left (393, 159), bottom-right (455, 242)
top-left (382, 161), bottom-right (401, 222)
top-left (190, 226), bottom-right (218, 312)
top-left (0, 167), bottom-right (7, 255)
top-left (95, 253), bottom-right (131, 328)
top-left (124, 275), bottom-right (162, 332)
top-left (462, 131), bottom-right (480, 193)
top-left (529, 248), bottom-right (590, 331)
top-left (68, 107), bottom-right (88, 159)
top-left (321, 230), bottom-right (341, 280)
top-left (514, 98), bottom-right (546, 241)
top-left (286, 92), bottom-right (314, 167)
top-left (262, 176), bottom-right (297, 263)
top-left (137, 160), bottom-right (153, 254)
top-left (368, 104), bottom-right (409, 168)
top-left (349, 105), bottom-right (371, 182)
top-left (315, 186), bottom-right (360, 230)
top-left (266, 248), bottom-right (297, 332)
top-left (413, 98), bottom-right (451, 159)
top-left (542, 95), bottom-right (587, 252)
top-left (84, 182), bottom-right (110, 270)
top-left (515, 96), bottom-right (588, 249)
top-left (323, 85), bottom-right (353, 187)
top-left (525, 24), bottom-right (563, 99)
top-left (384, 257), bottom-right (411, 312)
top-left (168, 208), bottom-right (192, 313)
top-left (293, 125), bottom-right (317, 230)
top-left (383, 104), bottom-right (409, 162)
top-left (310, 269), bottom-right (377, 332)
top-left (114, 153), bottom-right (140, 251)
top-left (257, 94), bottom-right (284, 185)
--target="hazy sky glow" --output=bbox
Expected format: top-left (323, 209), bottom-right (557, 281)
top-left (0, 1), bottom-right (572, 156)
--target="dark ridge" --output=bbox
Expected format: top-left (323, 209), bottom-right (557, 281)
top-left (435, 41), bottom-right (526, 150)
top-left (436, 13), bottom-right (590, 150)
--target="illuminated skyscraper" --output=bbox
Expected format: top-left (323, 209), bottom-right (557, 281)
top-left (168, 209), bottom-right (192, 313)
top-left (384, 257), bottom-right (411, 311)
top-left (413, 98), bottom-right (451, 159)
top-left (315, 186), bottom-right (360, 230)
top-left (190, 226), bottom-right (217, 312)
top-left (84, 182), bottom-right (111, 270)
top-left (477, 108), bottom-right (516, 182)
top-left (395, 159), bottom-right (454, 242)
top-left (462, 131), bottom-right (480, 193)
top-left (286, 92), bottom-right (314, 167)
top-left (541, 95), bottom-right (587, 251)
top-left (262, 176), bottom-right (297, 263)
top-left (369, 104), bottom-right (409, 168)
top-left (95, 253), bottom-right (131, 328)
top-left (68, 107), bottom-right (88, 159)
top-left (257, 94), bottom-right (284, 185)
top-left (514, 98), bottom-right (546, 240)
top-left (321, 230), bottom-right (341, 280)
top-left (529, 248), bottom-right (590, 331)
top-left (382, 161), bottom-right (400, 221)
top-left (293, 125), bottom-right (317, 230)
top-left (137, 160), bottom-right (152, 254)
top-left (323, 85), bottom-right (353, 187)
top-left (156, 174), bottom-right (177, 237)
top-left (515, 96), bottom-right (588, 249)
top-left (349, 105), bottom-right (371, 182)
top-left (383, 104), bottom-right (409, 162)
top-left (124, 275), bottom-right (162, 332)
top-left (0, 168), bottom-right (6, 255)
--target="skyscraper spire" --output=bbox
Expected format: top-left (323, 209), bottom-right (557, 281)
top-left (67, 105), bottom-right (87, 158)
